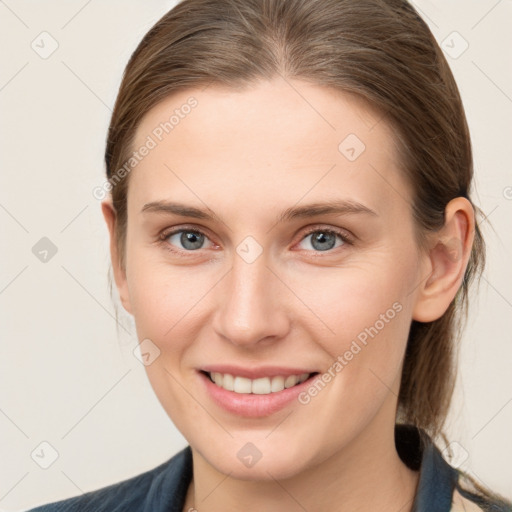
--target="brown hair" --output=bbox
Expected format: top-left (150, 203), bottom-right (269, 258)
top-left (105, 0), bottom-right (484, 437)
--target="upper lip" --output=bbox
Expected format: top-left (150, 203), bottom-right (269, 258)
top-left (200, 365), bottom-right (317, 379)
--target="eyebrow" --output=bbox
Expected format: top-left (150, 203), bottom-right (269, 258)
top-left (141, 199), bottom-right (377, 223)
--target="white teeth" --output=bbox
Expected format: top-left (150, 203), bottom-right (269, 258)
top-left (233, 376), bottom-right (252, 394)
top-left (284, 375), bottom-right (298, 388)
top-left (222, 373), bottom-right (234, 391)
top-left (252, 377), bottom-right (271, 395)
top-left (208, 372), bottom-right (311, 395)
top-left (271, 375), bottom-right (285, 392)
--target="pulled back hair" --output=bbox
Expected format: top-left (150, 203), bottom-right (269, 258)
top-left (105, 0), bottom-right (484, 441)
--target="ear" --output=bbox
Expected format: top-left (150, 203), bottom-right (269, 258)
top-left (412, 197), bottom-right (475, 322)
top-left (101, 199), bottom-right (133, 315)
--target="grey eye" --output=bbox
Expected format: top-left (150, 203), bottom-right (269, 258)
top-left (168, 230), bottom-right (207, 250)
top-left (298, 231), bottom-right (344, 252)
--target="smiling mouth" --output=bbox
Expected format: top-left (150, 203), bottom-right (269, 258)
top-left (202, 371), bottom-right (319, 395)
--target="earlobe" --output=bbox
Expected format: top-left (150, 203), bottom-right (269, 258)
top-left (101, 199), bottom-right (133, 315)
top-left (412, 197), bottom-right (475, 322)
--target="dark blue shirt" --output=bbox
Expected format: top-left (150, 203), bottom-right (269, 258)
top-left (27, 425), bottom-right (511, 512)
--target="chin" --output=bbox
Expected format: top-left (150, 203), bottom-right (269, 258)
top-left (194, 435), bottom-right (319, 481)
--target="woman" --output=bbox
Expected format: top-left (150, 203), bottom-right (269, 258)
top-left (28, 0), bottom-right (511, 510)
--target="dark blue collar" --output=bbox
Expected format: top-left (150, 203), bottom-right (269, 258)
top-left (395, 425), bottom-right (459, 511)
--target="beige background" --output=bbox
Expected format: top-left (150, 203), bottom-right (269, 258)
top-left (0, 1), bottom-right (511, 510)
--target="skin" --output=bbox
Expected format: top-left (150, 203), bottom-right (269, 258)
top-left (102, 77), bottom-right (474, 511)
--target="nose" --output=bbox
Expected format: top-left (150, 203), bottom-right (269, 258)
top-left (212, 247), bottom-right (290, 348)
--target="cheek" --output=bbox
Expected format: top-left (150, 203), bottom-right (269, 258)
top-left (125, 248), bottom-right (215, 341)
top-left (289, 257), bottom-right (415, 342)
top-left (291, 250), bottom-right (418, 393)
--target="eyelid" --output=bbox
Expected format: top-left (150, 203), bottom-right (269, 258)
top-left (297, 224), bottom-right (355, 245)
top-left (158, 223), bottom-right (355, 255)
top-left (158, 224), bottom-right (218, 252)
top-left (159, 224), bottom-right (214, 240)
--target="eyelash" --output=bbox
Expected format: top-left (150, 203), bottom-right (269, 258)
top-left (157, 224), bottom-right (354, 258)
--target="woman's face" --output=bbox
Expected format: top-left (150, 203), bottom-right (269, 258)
top-left (112, 78), bottom-right (431, 479)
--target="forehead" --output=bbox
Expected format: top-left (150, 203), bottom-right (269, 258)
top-left (128, 77), bottom-right (410, 219)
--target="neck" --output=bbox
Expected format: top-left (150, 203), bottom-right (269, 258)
top-left (183, 417), bottom-right (419, 512)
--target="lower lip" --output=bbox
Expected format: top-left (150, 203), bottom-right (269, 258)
top-left (199, 371), bottom-right (318, 418)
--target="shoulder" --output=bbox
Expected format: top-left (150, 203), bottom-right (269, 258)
top-left (25, 446), bottom-right (192, 512)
